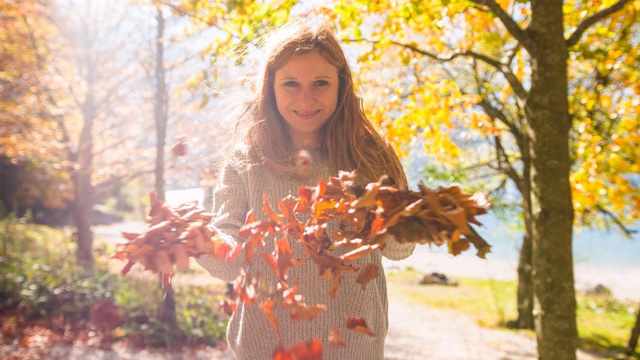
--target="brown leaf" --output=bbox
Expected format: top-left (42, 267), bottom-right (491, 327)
top-left (282, 286), bottom-right (327, 321)
top-left (440, 207), bottom-right (471, 235)
top-left (218, 298), bottom-right (236, 317)
top-left (172, 244), bottom-right (190, 271)
top-left (448, 237), bottom-right (470, 256)
top-left (346, 317), bottom-right (375, 336)
top-left (356, 263), bottom-right (380, 290)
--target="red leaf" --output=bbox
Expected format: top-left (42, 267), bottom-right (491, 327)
top-left (346, 317), bottom-right (375, 336)
top-left (274, 338), bottom-right (323, 360)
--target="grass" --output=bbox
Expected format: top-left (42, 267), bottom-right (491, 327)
top-left (0, 218), bottom-right (229, 351)
top-left (386, 267), bottom-right (639, 359)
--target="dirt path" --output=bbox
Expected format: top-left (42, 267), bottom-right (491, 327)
top-left (385, 296), bottom-right (606, 360)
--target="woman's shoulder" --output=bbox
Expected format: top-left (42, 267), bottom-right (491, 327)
top-left (224, 142), bottom-right (257, 164)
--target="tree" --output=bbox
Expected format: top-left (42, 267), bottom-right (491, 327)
top-left (0, 0), bottom-right (72, 221)
top-left (319, 0), bottom-right (636, 358)
top-left (150, 1), bottom-right (178, 328)
top-left (50, 0), bottom-right (159, 270)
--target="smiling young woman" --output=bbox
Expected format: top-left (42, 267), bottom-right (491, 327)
top-left (196, 21), bottom-right (414, 359)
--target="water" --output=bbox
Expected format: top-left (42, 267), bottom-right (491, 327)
top-left (468, 214), bottom-right (640, 271)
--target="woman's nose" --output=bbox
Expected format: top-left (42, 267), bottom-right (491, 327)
top-left (298, 87), bottom-right (314, 105)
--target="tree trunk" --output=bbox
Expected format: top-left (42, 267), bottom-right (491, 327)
top-left (514, 130), bottom-right (534, 330)
top-left (516, 230), bottom-right (534, 329)
top-left (527, 1), bottom-right (577, 359)
top-left (626, 304), bottom-right (640, 356)
top-left (74, 19), bottom-right (97, 271)
top-left (153, 5), bottom-right (177, 328)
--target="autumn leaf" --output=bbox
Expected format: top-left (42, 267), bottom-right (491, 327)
top-left (356, 263), bottom-right (380, 290)
top-left (282, 286), bottom-right (327, 321)
top-left (328, 327), bottom-right (346, 348)
top-left (340, 244), bottom-right (381, 261)
top-left (273, 338), bottom-right (323, 360)
top-left (261, 299), bottom-right (279, 333)
top-left (346, 317), bottom-right (375, 336)
top-left (219, 298), bottom-right (236, 316)
top-left (258, 238), bottom-right (304, 284)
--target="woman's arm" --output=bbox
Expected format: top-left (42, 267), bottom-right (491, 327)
top-left (195, 152), bottom-right (249, 282)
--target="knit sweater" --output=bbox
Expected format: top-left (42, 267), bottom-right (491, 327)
top-left (196, 144), bottom-right (415, 359)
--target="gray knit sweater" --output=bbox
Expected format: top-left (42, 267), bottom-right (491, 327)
top-left (196, 144), bottom-right (415, 359)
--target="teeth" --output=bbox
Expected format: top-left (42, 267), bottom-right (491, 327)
top-left (296, 111), bottom-right (317, 116)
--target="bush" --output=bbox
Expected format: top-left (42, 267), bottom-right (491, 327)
top-left (0, 219), bottom-right (227, 349)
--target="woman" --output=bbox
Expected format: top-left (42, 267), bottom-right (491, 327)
top-left (197, 21), bottom-right (415, 359)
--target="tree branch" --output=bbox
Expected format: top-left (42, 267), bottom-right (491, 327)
top-left (566, 0), bottom-right (632, 47)
top-left (469, 0), bottom-right (528, 47)
top-left (345, 37), bottom-right (528, 100)
top-left (595, 205), bottom-right (637, 238)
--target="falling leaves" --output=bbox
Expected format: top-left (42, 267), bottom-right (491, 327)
top-left (112, 191), bottom-right (241, 293)
top-left (117, 174), bottom-right (491, 360)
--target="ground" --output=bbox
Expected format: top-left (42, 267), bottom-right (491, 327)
top-left (0, 222), bottom-right (620, 359)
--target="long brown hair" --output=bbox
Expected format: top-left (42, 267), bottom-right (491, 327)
top-left (236, 21), bottom-right (406, 186)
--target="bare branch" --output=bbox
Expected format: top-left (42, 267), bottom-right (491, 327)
top-left (595, 205), bottom-right (638, 238)
top-left (345, 37), bottom-right (528, 100)
top-left (566, 0), bottom-right (632, 47)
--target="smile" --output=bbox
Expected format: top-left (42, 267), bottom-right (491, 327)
top-left (294, 110), bottom-right (321, 117)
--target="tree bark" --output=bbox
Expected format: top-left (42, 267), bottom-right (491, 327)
top-left (517, 166), bottom-right (535, 329)
top-left (73, 16), bottom-right (97, 272)
top-left (526, 1), bottom-right (577, 359)
top-left (516, 230), bottom-right (534, 329)
top-left (153, 5), bottom-right (177, 328)
top-left (626, 304), bottom-right (640, 356)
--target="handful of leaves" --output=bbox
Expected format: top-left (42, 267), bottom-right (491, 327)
top-left (112, 191), bottom-right (240, 290)
top-left (113, 172), bottom-right (491, 359)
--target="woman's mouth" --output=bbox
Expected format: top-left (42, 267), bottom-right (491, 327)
top-left (294, 110), bottom-right (321, 118)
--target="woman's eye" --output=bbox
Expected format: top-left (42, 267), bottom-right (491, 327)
top-left (283, 81), bottom-right (298, 87)
top-left (315, 80), bottom-right (329, 86)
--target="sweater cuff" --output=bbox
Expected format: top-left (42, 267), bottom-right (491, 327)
top-left (381, 235), bottom-right (416, 260)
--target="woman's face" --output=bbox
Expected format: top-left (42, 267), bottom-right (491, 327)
top-left (273, 51), bottom-right (339, 150)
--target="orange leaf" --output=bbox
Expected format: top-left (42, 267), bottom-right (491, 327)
top-left (273, 338), bottom-right (323, 360)
top-left (261, 299), bottom-right (279, 333)
top-left (263, 193), bottom-right (283, 226)
top-left (328, 327), bottom-right (346, 348)
top-left (346, 317), bottom-right (375, 336)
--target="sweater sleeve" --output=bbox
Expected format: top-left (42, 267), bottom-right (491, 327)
top-left (195, 150), bottom-right (249, 283)
top-left (381, 235), bottom-right (416, 260)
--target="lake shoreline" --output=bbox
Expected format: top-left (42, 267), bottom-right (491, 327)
top-left (383, 248), bottom-right (640, 302)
